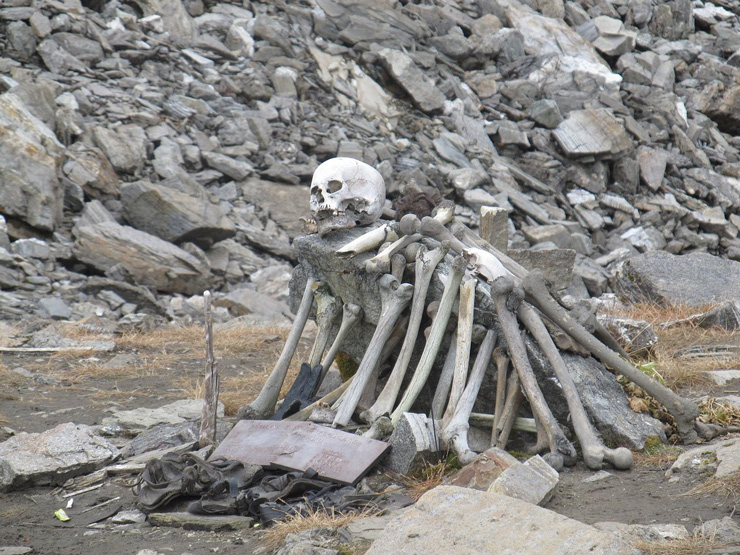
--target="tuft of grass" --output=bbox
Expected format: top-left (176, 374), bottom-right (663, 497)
top-left (258, 505), bottom-right (375, 552)
top-left (602, 302), bottom-right (740, 391)
top-left (390, 454), bottom-right (460, 501)
top-left (633, 436), bottom-right (681, 468)
top-left (632, 526), bottom-right (724, 555)
top-left (698, 397), bottom-right (740, 427)
top-left (685, 470), bottom-right (740, 510)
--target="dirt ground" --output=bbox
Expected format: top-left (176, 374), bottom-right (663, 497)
top-left (1, 320), bottom-right (739, 555)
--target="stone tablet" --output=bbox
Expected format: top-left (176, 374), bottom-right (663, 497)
top-left (210, 420), bottom-right (389, 485)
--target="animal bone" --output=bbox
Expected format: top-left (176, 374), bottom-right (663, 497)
top-left (522, 270), bottom-right (700, 442)
top-left (362, 244), bottom-right (449, 423)
top-left (491, 275), bottom-right (576, 471)
top-left (336, 222), bottom-right (399, 258)
top-left (491, 347), bottom-right (510, 446)
top-left (319, 303), bottom-right (363, 383)
top-left (496, 371), bottom-right (523, 449)
top-left (332, 274), bottom-right (413, 427)
top-left (519, 303), bottom-right (633, 470)
top-left (441, 277), bottom-right (476, 428)
top-left (240, 278), bottom-right (316, 420)
top-left (431, 330), bottom-right (458, 418)
top-left (390, 252), bottom-right (406, 282)
top-left (391, 255), bottom-right (467, 425)
top-left (310, 157), bottom-right (386, 236)
top-left (307, 282), bottom-right (342, 369)
top-left (442, 328), bottom-right (498, 465)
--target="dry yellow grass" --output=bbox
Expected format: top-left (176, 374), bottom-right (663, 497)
top-left (632, 437), bottom-right (682, 469)
top-left (686, 471), bottom-right (740, 510)
top-left (259, 505), bottom-right (376, 552)
top-left (603, 302), bottom-right (740, 391)
top-left (632, 527), bottom-right (724, 555)
top-left (390, 456), bottom-right (459, 501)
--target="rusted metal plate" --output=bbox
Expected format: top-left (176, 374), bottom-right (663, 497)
top-left (209, 420), bottom-right (389, 485)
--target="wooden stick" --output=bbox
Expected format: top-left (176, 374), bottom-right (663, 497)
top-left (199, 291), bottom-right (219, 448)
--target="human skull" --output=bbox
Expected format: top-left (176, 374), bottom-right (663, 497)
top-left (310, 157), bottom-right (385, 236)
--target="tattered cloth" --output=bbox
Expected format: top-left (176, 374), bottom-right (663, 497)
top-left (135, 452), bottom-right (373, 524)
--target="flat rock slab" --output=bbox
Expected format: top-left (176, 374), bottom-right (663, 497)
top-left (553, 109), bottom-right (632, 160)
top-left (0, 423), bottom-right (119, 491)
top-left (365, 486), bottom-right (639, 555)
top-left (210, 420), bottom-right (389, 485)
top-left (615, 251), bottom-right (740, 307)
top-left (489, 455), bottom-right (559, 506)
top-left (667, 438), bottom-right (740, 480)
top-left (103, 399), bottom-right (224, 433)
top-left (147, 512), bottom-right (253, 531)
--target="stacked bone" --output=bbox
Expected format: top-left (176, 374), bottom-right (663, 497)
top-left (238, 158), bottom-right (714, 472)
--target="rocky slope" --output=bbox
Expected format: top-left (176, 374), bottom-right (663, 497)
top-left (2, 0), bottom-right (740, 327)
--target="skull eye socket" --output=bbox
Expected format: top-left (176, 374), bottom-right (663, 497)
top-left (327, 179), bottom-right (343, 193)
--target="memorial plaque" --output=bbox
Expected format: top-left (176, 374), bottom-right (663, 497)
top-left (209, 420), bottom-right (389, 485)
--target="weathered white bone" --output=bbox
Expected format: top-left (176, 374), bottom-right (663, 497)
top-left (310, 157), bottom-right (386, 236)
top-left (336, 222), bottom-right (399, 258)
top-left (431, 330), bottom-right (457, 418)
top-left (452, 219), bottom-right (528, 279)
top-left (358, 315), bottom-right (409, 413)
top-left (418, 217), bottom-right (467, 254)
top-left (519, 303), bottom-right (633, 470)
top-left (491, 346), bottom-right (510, 446)
top-left (522, 270), bottom-right (700, 442)
top-left (391, 255), bottom-right (466, 425)
top-left (442, 328), bottom-right (498, 465)
top-left (333, 274), bottom-right (413, 427)
top-left (390, 252), bottom-right (406, 282)
top-left (491, 275), bottom-right (576, 471)
top-left (470, 412), bottom-right (536, 433)
top-left (463, 247), bottom-right (514, 283)
top-left (496, 371), bottom-right (523, 449)
top-left (319, 303), bottom-right (363, 383)
top-left (362, 244), bottom-right (449, 423)
top-left (241, 278), bottom-right (316, 419)
top-left (441, 277), bottom-right (476, 428)
top-left (308, 282), bottom-right (342, 369)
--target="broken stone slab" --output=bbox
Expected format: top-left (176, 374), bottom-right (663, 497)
top-left (0, 91), bottom-right (64, 232)
top-left (92, 125), bottom-right (147, 176)
top-left (665, 439), bottom-right (740, 481)
top-left (553, 109), bottom-right (633, 160)
top-left (337, 515), bottom-right (393, 544)
top-left (0, 422), bottom-right (119, 491)
top-left (488, 454), bottom-right (559, 506)
top-left (594, 521), bottom-right (689, 543)
top-left (704, 370), bottom-right (740, 387)
top-left (615, 251), bottom-right (740, 307)
top-left (365, 486), bottom-right (639, 555)
top-left (445, 447), bottom-right (519, 491)
top-left (102, 399), bottom-right (225, 435)
top-left (147, 512), bottom-right (253, 531)
top-left (120, 181), bottom-right (235, 249)
top-left (577, 16), bottom-right (636, 58)
top-left (213, 286), bottom-right (293, 325)
top-left (384, 413), bottom-right (440, 475)
top-left (73, 221), bottom-right (212, 295)
top-left (377, 48), bottom-right (445, 114)
top-left (131, 0), bottom-right (198, 44)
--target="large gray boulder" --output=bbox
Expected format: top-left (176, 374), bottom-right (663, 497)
top-left (0, 92), bottom-right (64, 231)
top-left (0, 423), bottom-right (119, 491)
top-left (615, 251), bottom-right (740, 307)
top-left (120, 181), bottom-right (235, 249)
top-left (366, 486), bottom-right (639, 555)
top-left (73, 221), bottom-right (211, 295)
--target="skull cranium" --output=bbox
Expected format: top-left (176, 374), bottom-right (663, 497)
top-left (309, 157), bottom-right (385, 236)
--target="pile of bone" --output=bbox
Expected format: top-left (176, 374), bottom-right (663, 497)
top-left (239, 158), bottom-right (731, 472)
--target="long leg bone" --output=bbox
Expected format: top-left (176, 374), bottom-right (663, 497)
top-left (333, 274), bottom-right (413, 427)
top-left (496, 371), bottom-right (523, 449)
top-left (336, 222), bottom-right (399, 258)
top-left (441, 277), bottom-right (476, 427)
top-left (390, 252), bottom-right (406, 282)
top-left (491, 275), bottom-right (576, 470)
top-left (391, 255), bottom-right (467, 425)
top-left (491, 346), bottom-right (510, 446)
top-left (442, 328), bottom-right (498, 464)
top-left (308, 282), bottom-right (342, 369)
top-left (431, 330), bottom-right (457, 418)
top-left (522, 270), bottom-right (700, 442)
top-left (359, 315), bottom-right (409, 413)
top-left (240, 277), bottom-right (316, 419)
top-left (362, 244), bottom-right (449, 423)
top-left (319, 303), bottom-right (363, 383)
top-left (519, 303), bottom-right (633, 470)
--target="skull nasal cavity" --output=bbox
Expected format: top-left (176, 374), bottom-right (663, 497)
top-left (328, 180), bottom-right (343, 193)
